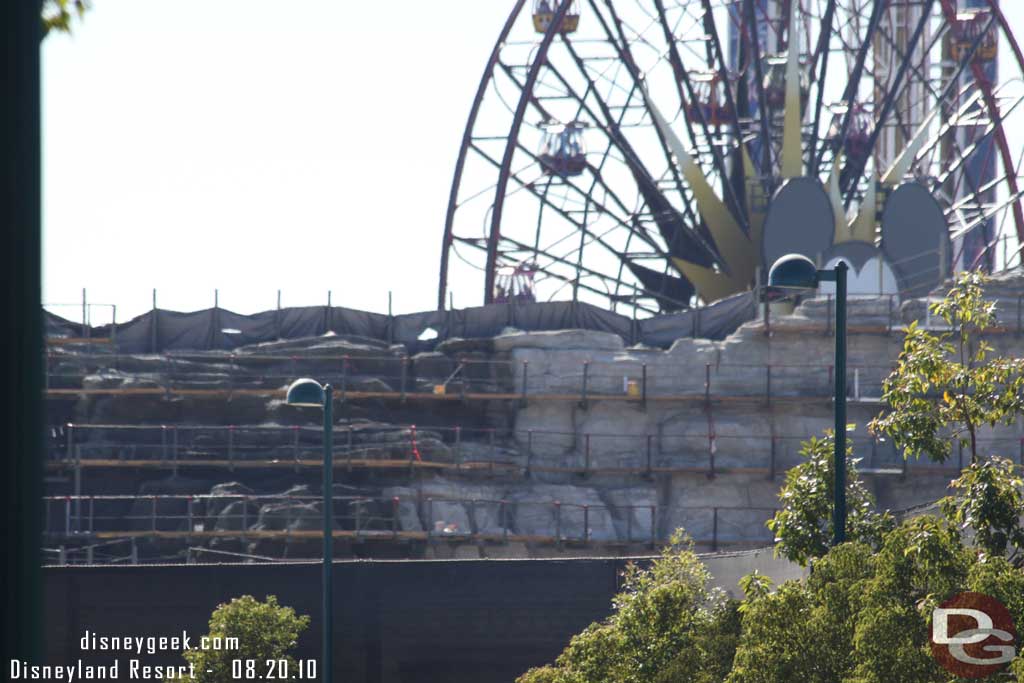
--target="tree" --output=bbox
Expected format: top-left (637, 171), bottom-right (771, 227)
top-left (516, 532), bottom-right (739, 683)
top-left (940, 456), bottom-right (1024, 565)
top-left (174, 595), bottom-right (310, 683)
top-left (870, 271), bottom-right (1024, 464)
top-left (42, 0), bottom-right (89, 38)
top-left (766, 432), bottom-right (894, 567)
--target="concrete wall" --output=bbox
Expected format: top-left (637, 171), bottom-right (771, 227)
top-left (43, 551), bottom-right (802, 682)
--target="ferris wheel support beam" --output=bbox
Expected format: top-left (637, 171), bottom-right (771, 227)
top-left (967, 0), bottom-right (1024, 246)
top-left (589, 0), bottom-right (708, 244)
top-left (813, 0), bottom-right (886, 179)
top-left (806, 0), bottom-right (838, 171)
top-left (741, 0), bottom-right (776, 175)
top-left (438, 0), bottom-right (528, 310)
top-left (699, 0), bottom-right (746, 157)
top-left (483, 0), bottom-right (576, 305)
top-left (841, 0), bottom-right (936, 207)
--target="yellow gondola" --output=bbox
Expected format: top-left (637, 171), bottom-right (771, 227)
top-left (532, 0), bottom-right (580, 34)
top-left (951, 10), bottom-right (998, 63)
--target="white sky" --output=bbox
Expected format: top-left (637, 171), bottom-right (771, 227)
top-left (42, 1), bottom-right (1024, 325)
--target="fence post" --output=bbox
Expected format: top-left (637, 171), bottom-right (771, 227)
top-left (641, 363), bottom-right (647, 408)
top-left (392, 497), bottom-right (399, 539)
top-left (400, 356), bottom-right (408, 401)
top-left (645, 434), bottom-right (653, 477)
top-left (712, 508), bottom-right (719, 552)
top-left (580, 361), bottom-right (589, 408)
top-left (64, 497), bottom-right (71, 535)
top-left (583, 434), bottom-right (591, 475)
top-left (526, 430), bottom-right (533, 475)
top-left (521, 361), bottom-right (529, 405)
top-left (765, 365), bottom-right (772, 406)
top-left (704, 364), bottom-right (711, 403)
top-left (66, 423), bottom-right (74, 465)
top-left (227, 426), bottom-right (235, 471)
top-left (769, 436), bottom-right (777, 480)
top-left (501, 500), bottom-right (508, 541)
top-left (649, 506), bottom-right (656, 546)
top-left (583, 505), bottom-right (590, 542)
top-left (554, 501), bottom-right (562, 542)
top-left (151, 288), bottom-right (159, 352)
top-left (708, 431), bottom-right (716, 478)
top-left (340, 355), bottom-right (348, 402)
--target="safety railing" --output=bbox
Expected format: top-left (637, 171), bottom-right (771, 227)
top-left (45, 351), bottom-right (912, 404)
top-left (43, 494), bottom-right (779, 551)
top-left (51, 423), bottom-right (1024, 476)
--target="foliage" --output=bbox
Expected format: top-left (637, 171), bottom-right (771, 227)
top-left (870, 271), bottom-right (1024, 464)
top-left (520, 447), bottom-right (1024, 683)
top-left (515, 532), bottom-right (739, 683)
top-left (175, 595), bottom-right (309, 683)
top-left (940, 456), bottom-right (1024, 565)
top-left (42, 0), bottom-right (89, 38)
top-left (766, 432), bottom-right (894, 566)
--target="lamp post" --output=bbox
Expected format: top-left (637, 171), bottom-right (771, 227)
top-left (767, 255), bottom-right (848, 546)
top-left (285, 378), bottom-right (334, 683)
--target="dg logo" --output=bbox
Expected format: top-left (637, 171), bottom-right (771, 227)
top-left (931, 592), bottom-right (1018, 679)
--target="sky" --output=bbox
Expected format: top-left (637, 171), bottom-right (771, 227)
top-left (42, 1), bottom-right (1024, 325)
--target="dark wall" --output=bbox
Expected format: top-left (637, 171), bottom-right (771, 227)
top-left (44, 558), bottom-right (635, 682)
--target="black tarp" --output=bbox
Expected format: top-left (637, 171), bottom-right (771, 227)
top-left (46, 292), bottom-right (756, 353)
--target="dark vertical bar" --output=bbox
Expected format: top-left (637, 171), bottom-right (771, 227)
top-left (704, 364), bottom-right (711, 403)
top-left (521, 361), bottom-right (528, 405)
top-left (322, 385), bottom-right (334, 683)
top-left (645, 434), bottom-right (653, 476)
top-left (151, 289), bottom-right (158, 352)
top-left (641, 363), bottom-right (647, 408)
top-left (834, 263), bottom-right (848, 546)
top-left (769, 436), bottom-right (777, 480)
top-left (765, 365), bottom-right (772, 406)
top-left (391, 497), bottom-right (399, 540)
top-left (584, 434), bottom-right (591, 475)
top-left (583, 505), bottom-right (589, 542)
top-left (580, 361), bottom-right (589, 407)
top-left (712, 508), bottom-right (719, 552)
top-left (400, 356), bottom-right (408, 401)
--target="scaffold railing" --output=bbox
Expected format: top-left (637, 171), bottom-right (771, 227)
top-left (49, 423), bottom-right (1024, 477)
top-left (43, 494), bottom-right (780, 552)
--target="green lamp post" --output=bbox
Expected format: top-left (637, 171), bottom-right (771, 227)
top-left (767, 254), bottom-right (849, 546)
top-left (285, 378), bottom-right (334, 683)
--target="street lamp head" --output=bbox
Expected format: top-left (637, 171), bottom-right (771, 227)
top-left (768, 253), bottom-right (820, 291)
top-left (285, 378), bottom-right (326, 408)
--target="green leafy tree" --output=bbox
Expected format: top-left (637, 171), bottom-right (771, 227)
top-left (42, 0), bottom-right (89, 38)
top-left (870, 271), bottom-right (1024, 464)
top-left (174, 595), bottom-right (309, 683)
top-left (940, 456), bottom-right (1024, 565)
top-left (766, 432), bottom-right (894, 566)
top-left (516, 532), bottom-right (739, 683)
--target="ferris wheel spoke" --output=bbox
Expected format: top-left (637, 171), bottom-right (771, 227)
top-left (812, 0), bottom-right (885, 179)
top-left (840, 0), bottom-right (935, 206)
top-left (805, 0), bottom-right (837, 171)
top-left (560, 11), bottom-right (715, 263)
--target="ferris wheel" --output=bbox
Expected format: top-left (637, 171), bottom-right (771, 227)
top-left (438, 0), bottom-right (1024, 314)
